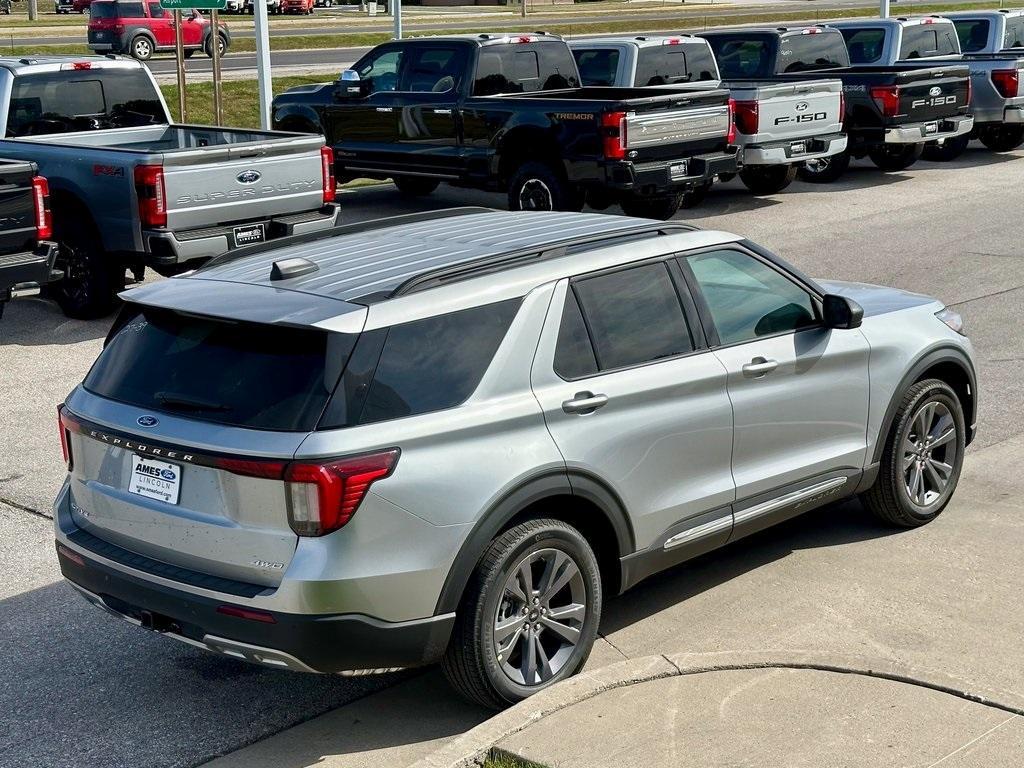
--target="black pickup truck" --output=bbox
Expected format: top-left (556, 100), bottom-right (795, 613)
top-left (272, 33), bottom-right (740, 219)
top-left (0, 158), bottom-right (58, 320)
top-left (700, 27), bottom-right (973, 182)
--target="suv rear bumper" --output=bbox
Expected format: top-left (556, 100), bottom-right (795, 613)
top-left (741, 132), bottom-right (848, 165)
top-left (55, 539), bottom-right (455, 674)
top-left (143, 203), bottom-right (341, 267)
top-left (884, 115), bottom-right (974, 144)
top-left (597, 148), bottom-right (741, 194)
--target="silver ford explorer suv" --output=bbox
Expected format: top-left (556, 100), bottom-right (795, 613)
top-left (54, 208), bottom-right (977, 708)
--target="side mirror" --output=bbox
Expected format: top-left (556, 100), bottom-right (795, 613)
top-left (335, 69), bottom-right (364, 99)
top-left (822, 294), bottom-right (864, 330)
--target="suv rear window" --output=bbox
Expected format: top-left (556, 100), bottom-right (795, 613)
top-left (89, 2), bottom-right (120, 17)
top-left (85, 308), bottom-right (354, 432)
top-left (6, 69), bottom-right (165, 137)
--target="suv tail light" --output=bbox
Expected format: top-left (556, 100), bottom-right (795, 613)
top-left (32, 176), bottom-right (52, 241)
top-left (732, 99), bottom-right (758, 136)
top-left (726, 98), bottom-right (737, 145)
top-left (992, 68), bottom-right (1019, 98)
top-left (58, 405), bottom-right (73, 471)
top-left (601, 111), bottom-right (627, 160)
top-left (134, 164), bottom-right (167, 228)
top-left (285, 449), bottom-right (400, 537)
top-left (870, 85), bottom-right (901, 118)
top-left (320, 146), bottom-right (336, 203)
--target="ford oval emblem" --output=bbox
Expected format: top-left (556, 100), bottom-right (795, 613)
top-left (137, 415), bottom-right (159, 427)
top-left (795, 101), bottom-right (809, 112)
top-left (237, 170), bottom-right (262, 184)
top-left (929, 86), bottom-right (942, 97)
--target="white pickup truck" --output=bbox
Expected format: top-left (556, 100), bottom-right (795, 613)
top-left (569, 35), bottom-right (847, 195)
top-left (0, 55), bottom-right (340, 318)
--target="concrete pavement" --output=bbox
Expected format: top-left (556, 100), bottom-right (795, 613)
top-left (2, 146), bottom-right (1023, 767)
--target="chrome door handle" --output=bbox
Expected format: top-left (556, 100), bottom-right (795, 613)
top-left (562, 392), bottom-right (609, 415)
top-left (742, 357), bottom-right (778, 378)
top-left (375, 107), bottom-right (394, 113)
top-left (432, 108), bottom-right (452, 114)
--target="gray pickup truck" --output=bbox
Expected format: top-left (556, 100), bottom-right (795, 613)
top-left (946, 9), bottom-right (1024, 52)
top-left (569, 35), bottom-right (847, 195)
top-left (0, 56), bottom-right (341, 318)
top-left (829, 17), bottom-right (1024, 157)
top-left (0, 158), bottom-right (58, 318)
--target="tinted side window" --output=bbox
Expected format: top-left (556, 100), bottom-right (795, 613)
top-left (687, 250), bottom-right (817, 345)
top-left (573, 48), bottom-right (620, 87)
top-left (355, 47), bottom-right (403, 94)
top-left (686, 42), bottom-right (721, 80)
top-left (400, 46), bottom-right (467, 93)
top-left (573, 263), bottom-right (693, 371)
top-left (1005, 17), bottom-right (1024, 48)
top-left (840, 28), bottom-right (886, 64)
top-left (954, 19), bottom-right (991, 52)
top-left (636, 46), bottom-right (691, 85)
top-left (358, 299), bottom-right (520, 425)
top-left (554, 290), bottom-right (599, 379)
top-left (778, 31), bottom-right (849, 72)
top-left (118, 1), bottom-right (145, 17)
top-left (146, 1), bottom-right (164, 16)
top-left (536, 43), bottom-right (580, 90)
top-left (706, 36), bottom-right (775, 78)
top-left (473, 43), bottom-right (579, 95)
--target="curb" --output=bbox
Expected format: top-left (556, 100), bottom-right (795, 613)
top-left (410, 650), bottom-right (1024, 768)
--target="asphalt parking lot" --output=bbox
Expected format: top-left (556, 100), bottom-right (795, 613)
top-left (2, 146), bottom-right (1023, 768)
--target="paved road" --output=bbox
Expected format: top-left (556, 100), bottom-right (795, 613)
top-left (2, 145), bottom-right (1023, 768)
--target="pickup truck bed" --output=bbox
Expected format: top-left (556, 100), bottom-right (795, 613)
top-left (0, 158), bottom-right (58, 318)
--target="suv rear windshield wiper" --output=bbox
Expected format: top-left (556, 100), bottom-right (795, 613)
top-left (155, 391), bottom-right (232, 413)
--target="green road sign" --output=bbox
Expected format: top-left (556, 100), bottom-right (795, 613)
top-left (160, 0), bottom-right (227, 9)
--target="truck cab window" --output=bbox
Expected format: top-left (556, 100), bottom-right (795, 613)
top-left (710, 38), bottom-right (774, 78)
top-left (899, 25), bottom-right (958, 59)
top-left (778, 32), bottom-right (849, 72)
top-left (636, 47), bottom-right (691, 86)
top-left (953, 20), bottom-right (990, 52)
top-left (356, 48), bottom-right (403, 94)
top-left (573, 49), bottom-right (620, 87)
top-left (400, 47), bottom-right (467, 93)
top-left (840, 28), bottom-right (886, 64)
top-left (1004, 18), bottom-right (1024, 48)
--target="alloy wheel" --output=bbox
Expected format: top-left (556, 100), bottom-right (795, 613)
top-left (493, 547), bottom-right (587, 686)
top-left (902, 401), bottom-right (959, 508)
top-left (518, 179), bottom-right (554, 211)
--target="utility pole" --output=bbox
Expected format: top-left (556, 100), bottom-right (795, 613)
top-left (880, 0), bottom-right (890, 18)
top-left (254, 0), bottom-right (273, 129)
top-left (28, 0), bottom-right (38, 21)
top-left (393, 0), bottom-right (401, 39)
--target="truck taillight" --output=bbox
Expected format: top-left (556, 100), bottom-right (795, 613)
top-left (726, 98), bottom-right (737, 144)
top-left (838, 91), bottom-right (845, 128)
top-left (870, 85), bottom-right (901, 118)
top-left (285, 449), bottom-right (400, 537)
top-left (601, 111), bottom-right (627, 160)
top-left (32, 176), bottom-right (52, 241)
top-left (58, 405), bottom-right (73, 471)
top-left (732, 99), bottom-right (758, 136)
top-left (134, 164), bottom-right (167, 228)
top-left (992, 69), bottom-right (1019, 98)
top-left (320, 146), bottom-right (336, 203)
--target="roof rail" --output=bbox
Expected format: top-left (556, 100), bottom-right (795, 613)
top-left (201, 207), bottom-right (496, 271)
top-left (391, 221), bottom-right (701, 298)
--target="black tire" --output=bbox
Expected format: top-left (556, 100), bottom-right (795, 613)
top-left (507, 161), bottom-right (583, 212)
top-left (922, 134), bottom-right (970, 162)
top-left (620, 194), bottom-right (681, 221)
top-left (861, 379), bottom-right (966, 528)
top-left (129, 35), bottom-right (154, 61)
top-left (443, 518), bottom-right (602, 710)
top-left (797, 150), bottom-right (850, 183)
top-left (739, 164), bottom-right (798, 195)
top-left (393, 176), bottom-right (439, 197)
top-left (679, 182), bottom-right (711, 209)
top-left (49, 216), bottom-right (124, 320)
top-left (205, 34), bottom-right (227, 58)
top-left (978, 124), bottom-right (1024, 152)
top-left (183, 49), bottom-right (195, 59)
top-left (868, 143), bottom-right (924, 172)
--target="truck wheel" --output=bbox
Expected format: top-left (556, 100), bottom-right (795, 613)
top-left (978, 125), bottom-right (1024, 152)
top-left (508, 162), bottom-right (583, 212)
top-left (393, 176), bottom-right (439, 197)
top-left (620, 195), bottom-right (681, 221)
top-left (861, 379), bottom-right (965, 528)
top-left (442, 518), bottom-right (602, 709)
top-left (738, 164), bottom-right (798, 195)
top-left (50, 218), bottom-right (124, 320)
top-left (183, 49), bottom-right (195, 59)
top-left (130, 36), bottom-right (154, 61)
top-left (797, 151), bottom-right (850, 183)
top-left (868, 143), bottom-right (924, 172)
top-left (922, 134), bottom-right (970, 162)
top-left (679, 182), bottom-right (712, 209)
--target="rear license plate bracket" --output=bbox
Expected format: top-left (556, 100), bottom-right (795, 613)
top-left (128, 454), bottom-right (182, 505)
top-left (233, 223), bottom-right (266, 247)
top-left (669, 161), bottom-right (690, 180)
top-left (924, 122), bottom-right (939, 136)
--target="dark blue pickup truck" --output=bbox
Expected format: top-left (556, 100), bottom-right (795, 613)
top-left (0, 158), bottom-right (58, 319)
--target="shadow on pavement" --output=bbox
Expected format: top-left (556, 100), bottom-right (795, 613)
top-left (0, 296), bottom-right (113, 347)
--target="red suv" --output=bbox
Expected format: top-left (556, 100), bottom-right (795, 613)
top-left (281, 0), bottom-right (314, 14)
top-left (87, 0), bottom-right (231, 61)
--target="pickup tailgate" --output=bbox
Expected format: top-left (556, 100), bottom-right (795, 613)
top-left (0, 158), bottom-right (38, 256)
top-left (616, 87), bottom-right (732, 161)
top-left (160, 132), bottom-right (326, 231)
top-left (894, 66), bottom-right (971, 124)
top-left (726, 79), bottom-right (843, 140)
